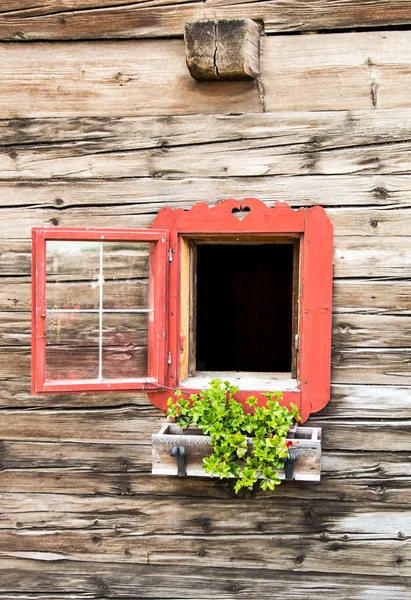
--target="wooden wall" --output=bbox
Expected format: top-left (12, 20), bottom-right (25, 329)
top-left (1, 4), bottom-right (411, 598)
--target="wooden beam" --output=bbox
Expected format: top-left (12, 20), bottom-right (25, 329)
top-left (2, 109), bottom-right (411, 180)
top-left (0, 32), bottom-right (411, 116)
top-left (0, 1), bottom-right (411, 40)
top-left (185, 19), bottom-right (260, 81)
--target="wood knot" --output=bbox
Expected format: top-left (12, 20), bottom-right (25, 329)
top-left (372, 186), bottom-right (389, 200)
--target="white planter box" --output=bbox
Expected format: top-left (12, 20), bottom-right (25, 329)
top-left (152, 422), bottom-right (321, 481)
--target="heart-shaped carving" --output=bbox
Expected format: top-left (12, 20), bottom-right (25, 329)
top-left (232, 206), bottom-right (251, 221)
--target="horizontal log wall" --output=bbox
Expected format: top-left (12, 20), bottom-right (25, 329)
top-left (1, 10), bottom-right (411, 600)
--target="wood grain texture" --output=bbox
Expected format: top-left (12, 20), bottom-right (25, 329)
top-left (0, 173), bottom-right (409, 211)
top-left (2, 466), bottom-right (411, 502)
top-left (1, 528), bottom-right (411, 577)
top-left (331, 348), bottom-right (411, 385)
top-left (3, 109), bottom-right (411, 180)
top-left (0, 558), bottom-right (409, 599)
top-left (0, 1), bottom-right (411, 40)
top-left (1, 32), bottom-right (411, 116)
top-left (1, 22), bottom-right (411, 600)
top-left (0, 40), bottom-right (261, 118)
top-left (184, 19), bottom-right (260, 81)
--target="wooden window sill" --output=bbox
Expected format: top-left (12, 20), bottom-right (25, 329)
top-left (180, 371), bottom-right (299, 392)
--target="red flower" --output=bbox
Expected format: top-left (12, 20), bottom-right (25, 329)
top-left (286, 441), bottom-right (293, 448)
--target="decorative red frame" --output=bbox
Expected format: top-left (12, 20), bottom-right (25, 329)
top-left (31, 227), bottom-right (169, 393)
top-left (148, 199), bottom-right (333, 422)
top-left (31, 200), bottom-right (333, 422)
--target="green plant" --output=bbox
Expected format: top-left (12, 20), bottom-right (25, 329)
top-left (167, 379), bottom-right (301, 494)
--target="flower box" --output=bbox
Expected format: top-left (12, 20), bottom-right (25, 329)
top-left (152, 422), bottom-right (321, 481)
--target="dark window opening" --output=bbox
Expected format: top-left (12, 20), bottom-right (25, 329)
top-left (196, 243), bottom-right (296, 374)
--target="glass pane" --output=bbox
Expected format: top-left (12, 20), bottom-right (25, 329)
top-left (102, 314), bottom-right (148, 379)
top-left (103, 242), bottom-right (150, 310)
top-left (45, 312), bottom-right (99, 381)
top-left (46, 241), bottom-right (100, 310)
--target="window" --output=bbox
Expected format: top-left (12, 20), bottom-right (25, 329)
top-left (31, 228), bottom-right (168, 393)
top-left (32, 199), bottom-right (333, 422)
top-left (183, 238), bottom-right (299, 388)
top-left (151, 198), bottom-right (333, 422)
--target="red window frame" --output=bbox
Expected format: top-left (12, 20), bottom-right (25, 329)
top-left (31, 200), bottom-right (332, 423)
top-left (31, 227), bottom-right (168, 393)
top-left (148, 199), bottom-right (333, 423)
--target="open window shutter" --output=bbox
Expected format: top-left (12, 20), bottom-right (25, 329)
top-left (32, 227), bottom-right (169, 393)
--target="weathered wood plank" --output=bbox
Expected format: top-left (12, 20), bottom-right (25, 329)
top-left (0, 175), bottom-right (408, 212)
top-left (2, 109), bottom-right (411, 168)
top-left (262, 31), bottom-right (411, 111)
top-left (334, 279), bottom-right (411, 315)
top-left (0, 529), bottom-right (410, 577)
top-left (332, 348), bottom-right (411, 385)
top-left (1, 33), bottom-right (411, 116)
top-left (0, 40), bottom-right (261, 118)
top-left (327, 384), bottom-right (411, 419)
top-left (333, 314), bottom-right (411, 348)
top-left (334, 236), bottom-right (411, 278)
top-left (6, 111), bottom-right (382, 148)
top-left (0, 558), bottom-right (409, 599)
top-left (0, 407), bottom-right (161, 443)
top-left (3, 113), bottom-right (411, 180)
top-left (309, 420), bottom-right (411, 452)
top-left (2, 474), bottom-right (411, 528)
top-left (0, 378), bottom-right (160, 410)
top-left (0, 440), bottom-right (153, 471)
top-left (1, 1), bottom-right (411, 40)
top-left (1, 468), bottom-right (411, 503)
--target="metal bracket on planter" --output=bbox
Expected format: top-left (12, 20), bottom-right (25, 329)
top-left (284, 449), bottom-right (296, 480)
top-left (170, 445), bottom-right (187, 476)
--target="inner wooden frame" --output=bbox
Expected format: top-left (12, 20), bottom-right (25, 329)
top-left (179, 235), bottom-right (300, 387)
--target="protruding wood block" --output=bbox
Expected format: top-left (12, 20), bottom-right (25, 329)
top-left (184, 19), bottom-right (261, 81)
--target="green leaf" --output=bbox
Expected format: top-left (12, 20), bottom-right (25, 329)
top-left (165, 378), bottom-right (299, 495)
